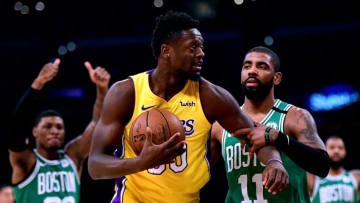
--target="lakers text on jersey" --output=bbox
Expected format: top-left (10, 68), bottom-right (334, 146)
top-left (114, 70), bottom-right (212, 203)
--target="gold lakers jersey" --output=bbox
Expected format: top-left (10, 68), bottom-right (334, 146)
top-left (118, 70), bottom-right (211, 203)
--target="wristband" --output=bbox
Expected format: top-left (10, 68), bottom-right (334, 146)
top-left (274, 131), bottom-right (290, 149)
top-left (266, 158), bottom-right (283, 165)
top-left (264, 127), bottom-right (271, 145)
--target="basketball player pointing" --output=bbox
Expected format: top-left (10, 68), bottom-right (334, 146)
top-left (88, 11), bottom-right (289, 203)
top-left (211, 46), bottom-right (330, 202)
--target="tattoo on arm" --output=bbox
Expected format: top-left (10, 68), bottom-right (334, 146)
top-left (296, 110), bottom-right (324, 148)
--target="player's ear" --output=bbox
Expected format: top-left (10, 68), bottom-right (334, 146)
top-left (274, 72), bottom-right (282, 85)
top-left (160, 44), bottom-right (170, 59)
top-left (32, 127), bottom-right (38, 138)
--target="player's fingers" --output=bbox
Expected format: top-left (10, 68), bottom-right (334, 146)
top-left (285, 173), bottom-right (289, 187)
top-left (161, 132), bottom-right (181, 148)
top-left (144, 127), bottom-right (154, 146)
top-left (165, 141), bottom-right (186, 159)
top-left (100, 68), bottom-right (108, 79)
top-left (269, 170), bottom-right (282, 194)
top-left (278, 172), bottom-right (288, 193)
top-left (241, 142), bottom-right (246, 150)
top-left (105, 70), bottom-right (111, 79)
top-left (84, 61), bottom-right (94, 73)
top-left (262, 170), bottom-right (269, 186)
top-left (254, 122), bottom-right (261, 127)
top-left (164, 158), bottom-right (176, 165)
top-left (95, 67), bottom-right (107, 80)
top-left (265, 169), bottom-right (276, 190)
top-left (175, 143), bottom-right (186, 156)
top-left (249, 147), bottom-right (256, 158)
top-left (231, 128), bottom-right (251, 139)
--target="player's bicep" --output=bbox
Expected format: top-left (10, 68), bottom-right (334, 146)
top-left (9, 149), bottom-right (36, 168)
top-left (9, 149), bottom-right (37, 183)
top-left (285, 107), bottom-right (325, 150)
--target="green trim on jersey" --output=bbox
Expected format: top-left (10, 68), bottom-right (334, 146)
top-left (13, 149), bottom-right (80, 203)
top-left (222, 99), bottom-right (310, 203)
top-left (311, 170), bottom-right (358, 203)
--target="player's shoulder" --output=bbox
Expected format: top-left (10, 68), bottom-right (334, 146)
top-left (106, 78), bottom-right (134, 98)
top-left (103, 78), bottom-right (135, 110)
top-left (284, 104), bottom-right (315, 132)
top-left (350, 169), bottom-right (360, 178)
top-left (286, 105), bottom-right (312, 120)
top-left (111, 77), bottom-right (134, 91)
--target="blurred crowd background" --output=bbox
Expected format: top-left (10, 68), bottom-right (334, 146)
top-left (1, 0), bottom-right (360, 202)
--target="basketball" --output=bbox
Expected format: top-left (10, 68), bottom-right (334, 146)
top-left (129, 109), bottom-right (185, 155)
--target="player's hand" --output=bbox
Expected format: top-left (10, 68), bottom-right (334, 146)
top-left (232, 123), bottom-right (275, 157)
top-left (32, 58), bottom-right (60, 90)
top-left (138, 127), bottom-right (185, 170)
top-left (262, 161), bottom-right (289, 195)
top-left (84, 61), bottom-right (111, 88)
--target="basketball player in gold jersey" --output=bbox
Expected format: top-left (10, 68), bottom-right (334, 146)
top-left (88, 11), bottom-right (289, 203)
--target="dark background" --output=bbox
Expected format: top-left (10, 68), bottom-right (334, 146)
top-left (1, 0), bottom-right (360, 202)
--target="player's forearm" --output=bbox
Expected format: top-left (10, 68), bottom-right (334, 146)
top-left (273, 131), bottom-right (330, 177)
top-left (9, 87), bottom-right (41, 151)
top-left (256, 145), bottom-right (282, 165)
top-left (31, 78), bottom-right (46, 90)
top-left (92, 85), bottom-right (108, 122)
top-left (88, 153), bottom-right (142, 179)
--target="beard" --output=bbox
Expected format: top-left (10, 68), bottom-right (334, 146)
top-left (241, 77), bottom-right (273, 102)
top-left (329, 157), bottom-right (345, 170)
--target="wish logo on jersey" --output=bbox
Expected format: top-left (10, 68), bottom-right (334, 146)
top-left (180, 101), bottom-right (196, 107)
top-left (180, 119), bottom-right (195, 136)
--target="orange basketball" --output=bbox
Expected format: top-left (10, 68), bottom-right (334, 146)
top-left (129, 109), bottom-right (185, 155)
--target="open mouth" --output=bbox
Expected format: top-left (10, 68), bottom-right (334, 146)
top-left (192, 61), bottom-right (203, 72)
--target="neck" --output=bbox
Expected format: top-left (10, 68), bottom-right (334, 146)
top-left (150, 62), bottom-right (188, 101)
top-left (242, 90), bottom-right (276, 115)
top-left (329, 167), bottom-right (344, 176)
top-left (37, 146), bottom-right (59, 160)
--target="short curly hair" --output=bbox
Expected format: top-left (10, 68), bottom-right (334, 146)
top-left (34, 109), bottom-right (63, 127)
top-left (247, 46), bottom-right (281, 72)
top-left (151, 11), bottom-right (200, 59)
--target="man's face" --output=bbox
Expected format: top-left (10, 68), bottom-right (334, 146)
top-left (167, 28), bottom-right (205, 77)
top-left (0, 186), bottom-right (14, 203)
top-left (33, 116), bottom-right (65, 151)
top-left (326, 138), bottom-right (346, 169)
top-left (241, 52), bottom-right (278, 101)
